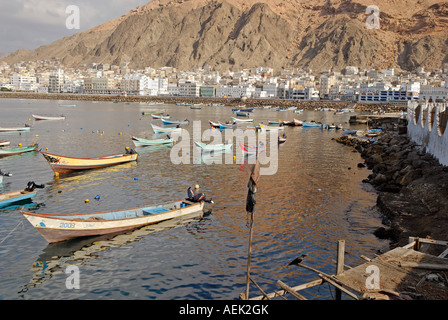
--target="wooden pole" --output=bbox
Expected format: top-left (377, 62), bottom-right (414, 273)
top-left (245, 211), bottom-right (255, 299)
top-left (335, 240), bottom-right (345, 300)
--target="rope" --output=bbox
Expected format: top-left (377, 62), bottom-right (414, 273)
top-left (0, 217), bottom-right (25, 245)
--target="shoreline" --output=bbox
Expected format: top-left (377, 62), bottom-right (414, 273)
top-left (0, 92), bottom-right (407, 112)
top-left (334, 132), bottom-right (448, 254)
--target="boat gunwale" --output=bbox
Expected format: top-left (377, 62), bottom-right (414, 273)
top-left (20, 199), bottom-right (198, 221)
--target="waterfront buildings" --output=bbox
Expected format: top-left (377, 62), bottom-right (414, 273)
top-left (2, 58), bottom-right (448, 103)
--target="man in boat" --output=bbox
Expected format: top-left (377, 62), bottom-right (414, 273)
top-left (187, 185), bottom-right (214, 203)
top-left (125, 147), bottom-right (136, 154)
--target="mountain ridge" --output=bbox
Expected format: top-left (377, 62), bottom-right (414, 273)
top-left (3, 0), bottom-right (448, 73)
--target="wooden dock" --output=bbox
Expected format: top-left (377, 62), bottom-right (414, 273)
top-left (242, 237), bottom-right (448, 300)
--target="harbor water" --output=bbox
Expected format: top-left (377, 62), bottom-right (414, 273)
top-left (0, 98), bottom-right (389, 300)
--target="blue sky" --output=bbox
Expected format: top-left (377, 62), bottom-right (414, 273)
top-left (0, 0), bottom-right (149, 54)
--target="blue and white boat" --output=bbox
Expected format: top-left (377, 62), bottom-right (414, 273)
top-left (0, 189), bottom-right (37, 208)
top-left (161, 119), bottom-right (189, 125)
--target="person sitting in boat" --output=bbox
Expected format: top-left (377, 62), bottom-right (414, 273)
top-left (187, 185), bottom-right (214, 203)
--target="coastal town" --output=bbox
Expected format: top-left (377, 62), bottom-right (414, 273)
top-left (2, 58), bottom-right (448, 104)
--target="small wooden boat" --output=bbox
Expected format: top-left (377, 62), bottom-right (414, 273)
top-left (194, 141), bottom-right (233, 152)
top-left (343, 129), bottom-right (357, 135)
top-left (278, 137), bottom-right (287, 144)
top-left (21, 199), bottom-right (204, 243)
top-left (236, 112), bottom-right (250, 117)
top-left (151, 124), bottom-right (183, 134)
top-left (209, 120), bottom-right (220, 128)
top-left (240, 108), bottom-right (254, 112)
top-left (161, 119), bottom-right (189, 125)
top-left (32, 114), bottom-right (65, 121)
top-left (218, 122), bottom-right (234, 130)
top-left (268, 120), bottom-right (282, 125)
top-left (59, 104), bottom-right (76, 108)
top-left (190, 106), bottom-right (202, 110)
top-left (0, 140), bottom-right (10, 147)
top-left (0, 126), bottom-right (31, 132)
top-left (240, 143), bottom-right (266, 155)
top-left (40, 150), bottom-right (138, 174)
top-left (150, 114), bottom-right (170, 120)
top-left (132, 136), bottom-right (173, 147)
top-left (232, 117), bottom-right (254, 123)
top-left (0, 189), bottom-right (37, 208)
top-left (0, 144), bottom-right (38, 157)
top-left (302, 122), bottom-right (322, 128)
top-left (259, 123), bottom-right (284, 131)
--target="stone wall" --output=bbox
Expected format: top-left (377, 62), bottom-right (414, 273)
top-left (407, 101), bottom-right (448, 166)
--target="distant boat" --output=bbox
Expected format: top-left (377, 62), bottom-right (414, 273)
top-left (190, 106), bottom-right (202, 110)
top-left (218, 122), bottom-right (234, 130)
top-left (0, 140), bottom-right (10, 147)
top-left (59, 104), bottom-right (76, 107)
top-left (209, 120), bottom-right (220, 128)
top-left (32, 114), bottom-right (65, 121)
top-left (40, 150), bottom-right (138, 174)
top-left (150, 114), bottom-right (170, 120)
top-left (0, 126), bottom-right (31, 132)
top-left (194, 141), bottom-right (233, 152)
top-left (132, 136), bottom-right (173, 147)
top-left (161, 119), bottom-right (189, 125)
top-left (293, 119), bottom-right (303, 126)
top-left (21, 199), bottom-right (205, 243)
top-left (259, 123), bottom-right (284, 131)
top-left (236, 112), bottom-right (250, 117)
top-left (278, 136), bottom-right (287, 144)
top-left (240, 108), bottom-right (254, 112)
top-left (302, 122), bottom-right (322, 128)
top-left (232, 117), bottom-right (253, 123)
top-left (151, 124), bottom-right (183, 134)
top-left (343, 129), bottom-right (358, 135)
top-left (0, 189), bottom-right (37, 208)
top-left (0, 144), bottom-right (38, 157)
top-left (240, 143), bottom-right (266, 155)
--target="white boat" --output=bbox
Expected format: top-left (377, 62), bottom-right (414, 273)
top-left (32, 114), bottom-right (65, 121)
top-left (232, 117), bottom-right (254, 123)
top-left (194, 141), bottom-right (233, 152)
top-left (0, 126), bottom-right (31, 132)
top-left (132, 136), bottom-right (174, 147)
top-left (0, 140), bottom-right (10, 147)
top-left (151, 123), bottom-right (183, 134)
top-left (259, 123), bottom-right (284, 131)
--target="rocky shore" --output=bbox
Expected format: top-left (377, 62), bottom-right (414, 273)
top-left (0, 92), bottom-right (406, 113)
top-left (334, 132), bottom-right (448, 252)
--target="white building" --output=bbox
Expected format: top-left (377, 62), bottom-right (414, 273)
top-left (121, 74), bottom-right (148, 95)
top-left (48, 69), bottom-right (65, 93)
top-left (10, 73), bottom-right (37, 91)
top-left (178, 81), bottom-right (202, 97)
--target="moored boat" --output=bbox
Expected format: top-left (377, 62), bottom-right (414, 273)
top-left (20, 199), bottom-right (205, 243)
top-left (161, 118), bottom-right (189, 125)
top-left (151, 124), bottom-right (183, 134)
top-left (209, 120), bottom-right (220, 128)
top-left (259, 123), bottom-right (284, 131)
top-left (0, 126), bottom-right (31, 132)
top-left (293, 119), bottom-right (303, 126)
top-left (232, 117), bottom-right (253, 123)
top-left (150, 114), bottom-right (170, 120)
top-left (40, 150), bottom-right (138, 174)
top-left (32, 114), bottom-right (65, 121)
top-left (240, 143), bottom-right (266, 155)
top-left (59, 104), bottom-right (76, 107)
top-left (194, 141), bottom-right (233, 152)
top-left (302, 122), bottom-right (322, 128)
top-left (0, 190), bottom-right (37, 208)
top-left (0, 140), bottom-right (10, 147)
top-left (0, 144), bottom-right (38, 157)
top-left (132, 136), bottom-right (173, 147)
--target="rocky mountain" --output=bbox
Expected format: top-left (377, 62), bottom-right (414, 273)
top-left (4, 0), bottom-right (448, 73)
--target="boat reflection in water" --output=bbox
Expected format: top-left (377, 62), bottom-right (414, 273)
top-left (19, 210), bottom-right (211, 296)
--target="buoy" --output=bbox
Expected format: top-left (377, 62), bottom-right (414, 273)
top-left (54, 172), bottom-right (59, 178)
top-left (29, 118), bottom-right (31, 121)
top-left (134, 177), bottom-right (138, 181)
top-left (85, 199), bottom-right (89, 203)
top-left (94, 195), bottom-right (100, 200)
top-left (100, 133), bottom-right (103, 136)
top-left (233, 155), bottom-right (236, 161)
top-left (35, 134), bottom-right (39, 137)
top-left (45, 147), bottom-right (48, 150)
top-left (18, 143), bottom-right (22, 147)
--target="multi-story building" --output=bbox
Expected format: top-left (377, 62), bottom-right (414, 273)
top-left (10, 73), bottom-right (37, 91)
top-left (48, 69), bottom-right (65, 93)
top-left (84, 77), bottom-right (117, 94)
top-left (178, 81), bottom-right (202, 97)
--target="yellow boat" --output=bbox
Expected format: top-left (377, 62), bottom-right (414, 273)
top-left (40, 150), bottom-right (138, 174)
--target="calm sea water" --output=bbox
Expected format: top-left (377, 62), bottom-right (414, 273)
top-left (0, 98), bottom-right (389, 300)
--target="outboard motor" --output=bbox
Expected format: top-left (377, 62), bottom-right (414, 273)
top-left (186, 187), bottom-right (213, 203)
top-left (25, 181), bottom-right (45, 192)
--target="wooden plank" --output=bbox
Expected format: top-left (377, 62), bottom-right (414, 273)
top-left (335, 240), bottom-right (345, 300)
top-left (399, 262), bottom-right (448, 271)
top-left (250, 279), bottom-right (323, 300)
top-left (277, 280), bottom-right (308, 300)
top-left (438, 247), bottom-right (448, 259)
top-left (318, 274), bottom-right (359, 300)
top-left (409, 237), bottom-right (448, 247)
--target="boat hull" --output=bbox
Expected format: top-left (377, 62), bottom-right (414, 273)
top-left (21, 200), bottom-right (204, 243)
top-left (41, 151), bottom-right (138, 174)
top-left (132, 136), bottom-right (173, 147)
top-left (0, 145), bottom-right (38, 157)
top-left (0, 127), bottom-right (30, 132)
top-left (32, 114), bottom-right (65, 121)
top-left (194, 141), bottom-right (232, 152)
top-left (0, 190), bottom-right (36, 208)
top-left (151, 124), bottom-right (182, 134)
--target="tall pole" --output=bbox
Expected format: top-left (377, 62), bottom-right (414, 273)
top-left (245, 211), bottom-right (255, 299)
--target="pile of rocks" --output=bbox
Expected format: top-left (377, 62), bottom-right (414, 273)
top-left (337, 131), bottom-right (448, 249)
